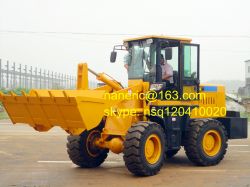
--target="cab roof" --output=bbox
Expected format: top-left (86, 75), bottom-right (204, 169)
top-left (123, 35), bottom-right (192, 43)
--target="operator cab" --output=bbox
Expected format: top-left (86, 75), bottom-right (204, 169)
top-left (110, 35), bottom-right (200, 97)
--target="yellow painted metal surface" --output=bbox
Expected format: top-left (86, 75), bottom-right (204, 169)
top-left (124, 35), bottom-right (192, 43)
top-left (202, 130), bottom-right (222, 157)
top-left (183, 85), bottom-right (196, 94)
top-left (152, 100), bottom-right (199, 106)
top-left (128, 79), bottom-right (144, 87)
top-left (96, 137), bottom-right (124, 154)
top-left (190, 84), bottom-right (226, 118)
top-left (77, 63), bottom-right (88, 90)
top-left (102, 81), bottom-right (145, 136)
top-left (96, 73), bottom-right (123, 91)
top-left (144, 134), bottom-right (162, 164)
top-left (149, 84), bottom-right (226, 118)
top-left (0, 89), bottom-right (108, 135)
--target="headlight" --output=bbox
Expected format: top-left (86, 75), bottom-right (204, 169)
top-left (150, 83), bottom-right (164, 91)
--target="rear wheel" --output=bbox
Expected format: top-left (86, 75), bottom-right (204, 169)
top-left (123, 122), bottom-right (166, 176)
top-left (67, 129), bottom-right (108, 168)
top-left (184, 119), bottom-right (228, 166)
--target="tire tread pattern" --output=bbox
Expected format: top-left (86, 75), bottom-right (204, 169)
top-left (123, 122), bottom-right (166, 176)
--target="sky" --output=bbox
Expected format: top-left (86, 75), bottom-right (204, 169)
top-left (0, 0), bottom-right (250, 85)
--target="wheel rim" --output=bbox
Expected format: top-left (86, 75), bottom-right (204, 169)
top-left (202, 130), bottom-right (222, 157)
top-left (144, 134), bottom-right (162, 164)
top-left (86, 130), bottom-right (101, 157)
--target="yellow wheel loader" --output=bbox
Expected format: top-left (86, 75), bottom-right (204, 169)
top-left (0, 35), bottom-right (248, 176)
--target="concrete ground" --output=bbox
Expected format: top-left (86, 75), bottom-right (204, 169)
top-left (0, 120), bottom-right (249, 187)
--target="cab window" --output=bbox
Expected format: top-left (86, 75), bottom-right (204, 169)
top-left (161, 46), bottom-right (178, 72)
top-left (183, 45), bottom-right (198, 79)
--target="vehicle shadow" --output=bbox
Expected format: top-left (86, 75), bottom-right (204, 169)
top-left (71, 153), bottom-right (195, 179)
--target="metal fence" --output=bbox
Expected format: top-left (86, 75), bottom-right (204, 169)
top-left (0, 59), bottom-right (77, 89)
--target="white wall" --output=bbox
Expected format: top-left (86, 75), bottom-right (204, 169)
top-left (245, 61), bottom-right (250, 79)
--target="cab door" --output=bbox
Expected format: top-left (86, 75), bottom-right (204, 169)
top-left (180, 44), bottom-right (200, 98)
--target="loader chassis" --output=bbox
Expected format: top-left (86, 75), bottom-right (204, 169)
top-left (0, 35), bottom-right (248, 176)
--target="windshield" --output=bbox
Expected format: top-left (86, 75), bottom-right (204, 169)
top-left (126, 41), bottom-right (156, 82)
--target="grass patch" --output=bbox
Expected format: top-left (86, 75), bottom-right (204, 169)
top-left (240, 112), bottom-right (250, 121)
top-left (0, 88), bottom-right (30, 96)
top-left (0, 111), bottom-right (9, 120)
top-left (0, 88), bottom-right (29, 120)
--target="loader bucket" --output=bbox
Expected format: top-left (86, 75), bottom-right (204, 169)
top-left (0, 89), bottom-right (108, 133)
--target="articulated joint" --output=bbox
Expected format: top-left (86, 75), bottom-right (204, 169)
top-left (95, 137), bottom-right (124, 154)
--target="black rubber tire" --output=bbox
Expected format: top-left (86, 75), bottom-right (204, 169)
top-left (67, 129), bottom-right (109, 168)
top-left (166, 149), bottom-right (180, 158)
top-left (123, 122), bottom-right (166, 176)
top-left (184, 119), bottom-right (228, 166)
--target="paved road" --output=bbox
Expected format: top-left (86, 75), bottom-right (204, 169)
top-left (0, 120), bottom-right (249, 187)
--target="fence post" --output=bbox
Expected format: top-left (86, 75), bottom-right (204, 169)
top-left (34, 67), bottom-right (37, 88)
top-left (6, 61), bottom-right (9, 88)
top-left (67, 74), bottom-right (69, 88)
top-left (24, 65), bottom-right (28, 89)
top-left (69, 75), bottom-right (71, 89)
top-left (71, 75), bottom-right (73, 89)
top-left (39, 68), bottom-right (41, 89)
top-left (58, 73), bottom-right (61, 88)
top-left (10, 62), bottom-right (13, 89)
top-left (51, 71), bottom-right (54, 89)
top-left (29, 66), bottom-right (33, 89)
top-left (12, 62), bottom-right (16, 88)
top-left (19, 64), bottom-right (22, 88)
top-left (43, 70), bottom-right (46, 88)
top-left (63, 74), bottom-right (67, 89)
top-left (47, 70), bottom-right (50, 89)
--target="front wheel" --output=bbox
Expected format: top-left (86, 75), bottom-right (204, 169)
top-left (67, 129), bottom-right (109, 168)
top-left (123, 122), bottom-right (166, 176)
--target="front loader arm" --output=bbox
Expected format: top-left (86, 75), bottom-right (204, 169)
top-left (77, 63), bottom-right (123, 91)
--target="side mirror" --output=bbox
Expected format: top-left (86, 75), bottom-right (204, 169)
top-left (110, 51), bottom-right (117, 63)
top-left (165, 48), bottom-right (172, 60)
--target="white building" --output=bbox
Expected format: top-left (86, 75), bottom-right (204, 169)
top-left (245, 60), bottom-right (250, 86)
top-left (238, 60), bottom-right (250, 98)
